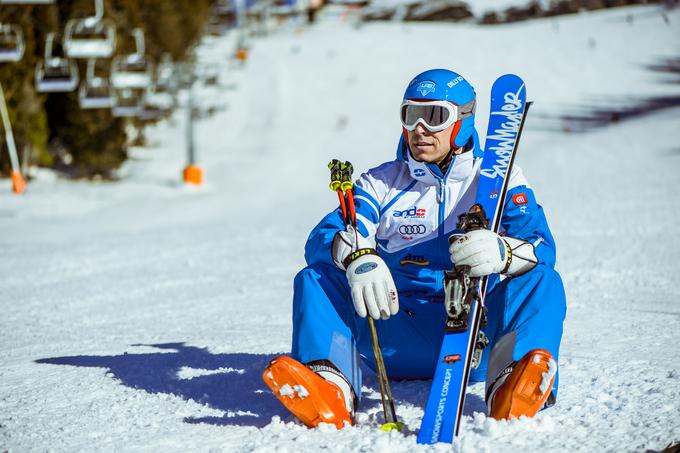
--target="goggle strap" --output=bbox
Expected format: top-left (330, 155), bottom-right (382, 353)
top-left (458, 99), bottom-right (476, 120)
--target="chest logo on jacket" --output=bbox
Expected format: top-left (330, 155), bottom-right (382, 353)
top-left (400, 255), bottom-right (430, 266)
top-left (393, 207), bottom-right (427, 218)
top-left (398, 225), bottom-right (427, 235)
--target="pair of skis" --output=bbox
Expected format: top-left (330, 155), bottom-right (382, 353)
top-left (417, 74), bottom-right (532, 444)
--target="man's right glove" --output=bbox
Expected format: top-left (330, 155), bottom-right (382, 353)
top-left (345, 250), bottom-right (399, 321)
top-left (331, 224), bottom-right (372, 270)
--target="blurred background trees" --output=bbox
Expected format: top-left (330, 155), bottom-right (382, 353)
top-left (0, 0), bottom-right (214, 178)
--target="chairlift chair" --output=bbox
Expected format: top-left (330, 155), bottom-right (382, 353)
top-left (78, 59), bottom-right (114, 109)
top-left (63, 0), bottom-right (116, 59)
top-left (155, 53), bottom-right (177, 93)
top-left (35, 33), bottom-right (79, 93)
top-left (0, 0), bottom-right (53, 3)
top-left (139, 87), bottom-right (174, 121)
top-left (112, 88), bottom-right (143, 118)
top-left (0, 24), bottom-right (24, 62)
top-left (0, 0), bottom-right (54, 5)
top-left (197, 63), bottom-right (220, 86)
top-left (111, 28), bottom-right (152, 89)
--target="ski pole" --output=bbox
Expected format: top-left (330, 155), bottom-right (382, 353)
top-left (327, 160), bottom-right (403, 431)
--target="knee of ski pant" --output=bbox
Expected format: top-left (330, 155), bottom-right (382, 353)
top-left (293, 263), bottom-right (349, 306)
top-left (509, 264), bottom-right (567, 320)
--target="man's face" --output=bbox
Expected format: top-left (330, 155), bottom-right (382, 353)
top-left (407, 122), bottom-right (455, 164)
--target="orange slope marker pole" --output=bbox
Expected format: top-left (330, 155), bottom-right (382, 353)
top-left (0, 83), bottom-right (26, 194)
top-left (183, 80), bottom-right (203, 186)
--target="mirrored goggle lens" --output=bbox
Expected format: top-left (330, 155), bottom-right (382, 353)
top-left (401, 104), bottom-right (452, 129)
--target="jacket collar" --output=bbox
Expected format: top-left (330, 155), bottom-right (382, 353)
top-left (406, 146), bottom-right (478, 185)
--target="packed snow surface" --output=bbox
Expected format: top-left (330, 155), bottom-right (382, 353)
top-left (2, 5), bottom-right (680, 452)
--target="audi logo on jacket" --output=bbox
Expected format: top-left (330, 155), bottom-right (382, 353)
top-left (305, 145), bottom-right (557, 300)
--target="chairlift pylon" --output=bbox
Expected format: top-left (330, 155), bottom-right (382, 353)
top-left (111, 28), bottom-right (152, 90)
top-left (78, 59), bottom-right (115, 109)
top-left (35, 33), bottom-right (80, 93)
top-left (0, 24), bottom-right (25, 63)
top-left (63, 0), bottom-right (116, 59)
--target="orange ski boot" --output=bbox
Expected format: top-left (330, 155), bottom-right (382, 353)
top-left (262, 356), bottom-right (353, 429)
top-left (488, 348), bottom-right (557, 420)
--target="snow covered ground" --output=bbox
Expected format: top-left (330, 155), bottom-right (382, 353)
top-left (366, 0), bottom-right (543, 18)
top-left (2, 5), bottom-right (680, 452)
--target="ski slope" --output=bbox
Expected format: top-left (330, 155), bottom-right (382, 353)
top-left (1, 5), bottom-right (679, 452)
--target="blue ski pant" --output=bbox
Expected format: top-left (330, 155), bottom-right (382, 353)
top-left (291, 262), bottom-right (566, 400)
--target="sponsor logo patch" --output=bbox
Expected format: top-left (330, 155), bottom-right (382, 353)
top-left (355, 262), bottom-right (378, 274)
top-left (414, 168), bottom-right (426, 177)
top-left (416, 81), bottom-right (436, 96)
top-left (443, 354), bottom-right (462, 364)
top-left (399, 254), bottom-right (429, 266)
top-left (512, 193), bottom-right (528, 205)
top-left (393, 207), bottom-right (427, 218)
top-left (490, 190), bottom-right (499, 199)
top-left (398, 225), bottom-right (427, 235)
top-left (447, 76), bottom-right (464, 88)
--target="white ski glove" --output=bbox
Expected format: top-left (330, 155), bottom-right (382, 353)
top-left (449, 230), bottom-right (538, 277)
top-left (345, 250), bottom-right (399, 320)
top-left (331, 225), bottom-right (372, 270)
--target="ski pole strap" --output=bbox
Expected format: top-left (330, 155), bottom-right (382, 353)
top-left (500, 240), bottom-right (513, 274)
top-left (343, 248), bottom-right (378, 269)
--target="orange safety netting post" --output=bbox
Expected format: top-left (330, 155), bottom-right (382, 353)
top-left (183, 164), bottom-right (203, 185)
top-left (235, 48), bottom-right (248, 62)
top-left (184, 78), bottom-right (203, 187)
top-left (0, 83), bottom-right (26, 195)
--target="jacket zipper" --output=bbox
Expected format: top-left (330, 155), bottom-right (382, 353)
top-left (437, 176), bottom-right (446, 290)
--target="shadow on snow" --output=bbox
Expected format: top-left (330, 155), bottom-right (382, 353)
top-left (36, 342), bottom-right (487, 428)
top-left (36, 342), bottom-right (288, 427)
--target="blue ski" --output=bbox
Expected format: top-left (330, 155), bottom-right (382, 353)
top-left (417, 74), bottom-right (531, 444)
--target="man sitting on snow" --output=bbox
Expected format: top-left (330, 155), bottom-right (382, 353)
top-left (262, 69), bottom-right (566, 429)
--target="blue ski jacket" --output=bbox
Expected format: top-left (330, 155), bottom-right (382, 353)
top-left (305, 142), bottom-right (557, 300)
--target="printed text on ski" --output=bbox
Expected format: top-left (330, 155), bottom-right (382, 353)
top-left (431, 368), bottom-right (452, 442)
top-left (480, 85), bottom-right (525, 180)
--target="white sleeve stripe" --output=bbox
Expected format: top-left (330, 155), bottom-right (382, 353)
top-left (356, 213), bottom-right (378, 237)
top-left (354, 195), bottom-right (380, 218)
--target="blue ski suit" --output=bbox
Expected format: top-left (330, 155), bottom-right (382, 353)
top-left (292, 144), bottom-right (566, 402)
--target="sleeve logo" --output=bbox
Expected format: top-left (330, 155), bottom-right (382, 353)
top-left (512, 193), bottom-right (528, 206)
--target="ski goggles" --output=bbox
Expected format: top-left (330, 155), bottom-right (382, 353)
top-left (400, 99), bottom-right (475, 133)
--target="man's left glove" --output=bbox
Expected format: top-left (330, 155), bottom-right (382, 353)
top-left (345, 250), bottom-right (399, 320)
top-left (449, 229), bottom-right (538, 277)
